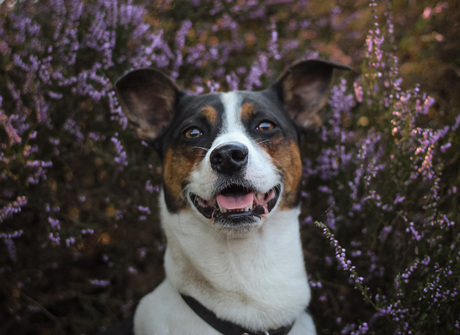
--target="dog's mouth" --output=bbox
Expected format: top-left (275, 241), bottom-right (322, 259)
top-left (190, 184), bottom-right (281, 225)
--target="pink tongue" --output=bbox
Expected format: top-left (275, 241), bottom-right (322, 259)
top-left (216, 193), bottom-right (254, 210)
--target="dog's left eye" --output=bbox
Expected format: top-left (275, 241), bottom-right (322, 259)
top-left (257, 121), bottom-right (276, 132)
top-left (184, 127), bottom-right (203, 139)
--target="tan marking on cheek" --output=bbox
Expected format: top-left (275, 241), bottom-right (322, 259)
top-left (263, 139), bottom-right (302, 210)
top-left (201, 106), bottom-right (218, 125)
top-left (163, 148), bottom-right (204, 212)
top-left (240, 102), bottom-right (257, 121)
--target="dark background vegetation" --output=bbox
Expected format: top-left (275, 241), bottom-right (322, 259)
top-left (0, 0), bottom-right (458, 334)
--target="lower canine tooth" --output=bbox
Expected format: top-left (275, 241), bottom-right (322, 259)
top-left (217, 201), bottom-right (225, 213)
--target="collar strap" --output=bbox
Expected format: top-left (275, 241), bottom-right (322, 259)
top-left (181, 294), bottom-right (294, 335)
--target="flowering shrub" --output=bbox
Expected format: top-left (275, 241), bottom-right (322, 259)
top-left (301, 2), bottom-right (460, 333)
top-left (0, 0), bottom-right (458, 334)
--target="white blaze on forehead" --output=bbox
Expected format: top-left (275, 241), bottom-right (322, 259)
top-left (220, 91), bottom-right (244, 133)
top-left (212, 91), bottom-right (249, 148)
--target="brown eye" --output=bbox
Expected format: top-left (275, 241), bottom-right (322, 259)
top-left (257, 121), bottom-right (275, 131)
top-left (184, 127), bottom-right (203, 139)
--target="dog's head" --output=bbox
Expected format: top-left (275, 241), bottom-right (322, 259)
top-left (116, 60), bottom-right (348, 232)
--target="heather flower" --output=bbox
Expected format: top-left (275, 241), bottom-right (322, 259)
top-left (1, 1), bottom-right (458, 334)
top-left (81, 229), bottom-right (95, 235)
top-left (245, 56), bottom-right (268, 90)
top-left (49, 232), bottom-right (61, 245)
top-left (316, 222), bottom-right (364, 287)
top-left (90, 279), bottom-right (111, 287)
top-left (0, 196), bottom-right (28, 224)
top-left (145, 180), bottom-right (157, 193)
top-left (137, 205), bottom-right (151, 215)
top-left (175, 20), bottom-right (192, 51)
top-left (65, 237), bottom-right (76, 247)
top-left (268, 21), bottom-right (281, 60)
top-left (225, 72), bottom-right (240, 91)
top-left (0, 230), bottom-right (25, 240)
top-left (48, 217), bottom-right (61, 231)
top-left (206, 79), bottom-right (221, 93)
top-left (111, 134), bottom-right (128, 170)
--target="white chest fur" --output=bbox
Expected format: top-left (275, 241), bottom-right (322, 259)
top-left (133, 194), bottom-right (314, 335)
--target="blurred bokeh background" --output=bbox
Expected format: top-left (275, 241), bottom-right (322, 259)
top-left (0, 0), bottom-right (458, 334)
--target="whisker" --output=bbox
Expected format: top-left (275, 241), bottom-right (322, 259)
top-left (192, 146), bottom-right (210, 152)
top-left (183, 183), bottom-right (193, 196)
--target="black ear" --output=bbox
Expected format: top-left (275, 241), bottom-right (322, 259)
top-left (272, 59), bottom-right (351, 128)
top-left (115, 69), bottom-right (180, 140)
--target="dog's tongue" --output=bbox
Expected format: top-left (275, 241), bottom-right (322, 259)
top-left (216, 193), bottom-right (253, 210)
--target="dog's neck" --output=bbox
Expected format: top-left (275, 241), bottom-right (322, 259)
top-left (159, 193), bottom-right (311, 331)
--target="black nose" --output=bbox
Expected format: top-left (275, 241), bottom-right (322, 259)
top-left (210, 142), bottom-right (249, 175)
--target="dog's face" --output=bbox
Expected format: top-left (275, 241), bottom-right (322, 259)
top-left (116, 60), bottom-right (348, 233)
top-left (159, 90), bottom-right (301, 231)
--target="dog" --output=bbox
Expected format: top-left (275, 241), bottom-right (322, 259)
top-left (115, 59), bottom-right (349, 335)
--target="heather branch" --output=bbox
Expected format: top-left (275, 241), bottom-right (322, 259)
top-left (315, 221), bottom-right (380, 313)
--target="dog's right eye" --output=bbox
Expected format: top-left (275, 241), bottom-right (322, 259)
top-left (257, 121), bottom-right (276, 132)
top-left (184, 127), bottom-right (203, 139)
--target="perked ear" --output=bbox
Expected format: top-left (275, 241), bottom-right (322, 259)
top-left (273, 59), bottom-right (351, 128)
top-left (115, 69), bottom-right (180, 140)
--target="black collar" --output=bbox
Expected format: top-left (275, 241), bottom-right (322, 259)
top-left (181, 294), bottom-right (294, 335)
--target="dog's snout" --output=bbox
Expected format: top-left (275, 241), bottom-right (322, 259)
top-left (210, 142), bottom-right (248, 175)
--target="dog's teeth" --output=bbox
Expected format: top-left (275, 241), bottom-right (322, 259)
top-left (217, 201), bottom-right (226, 213)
